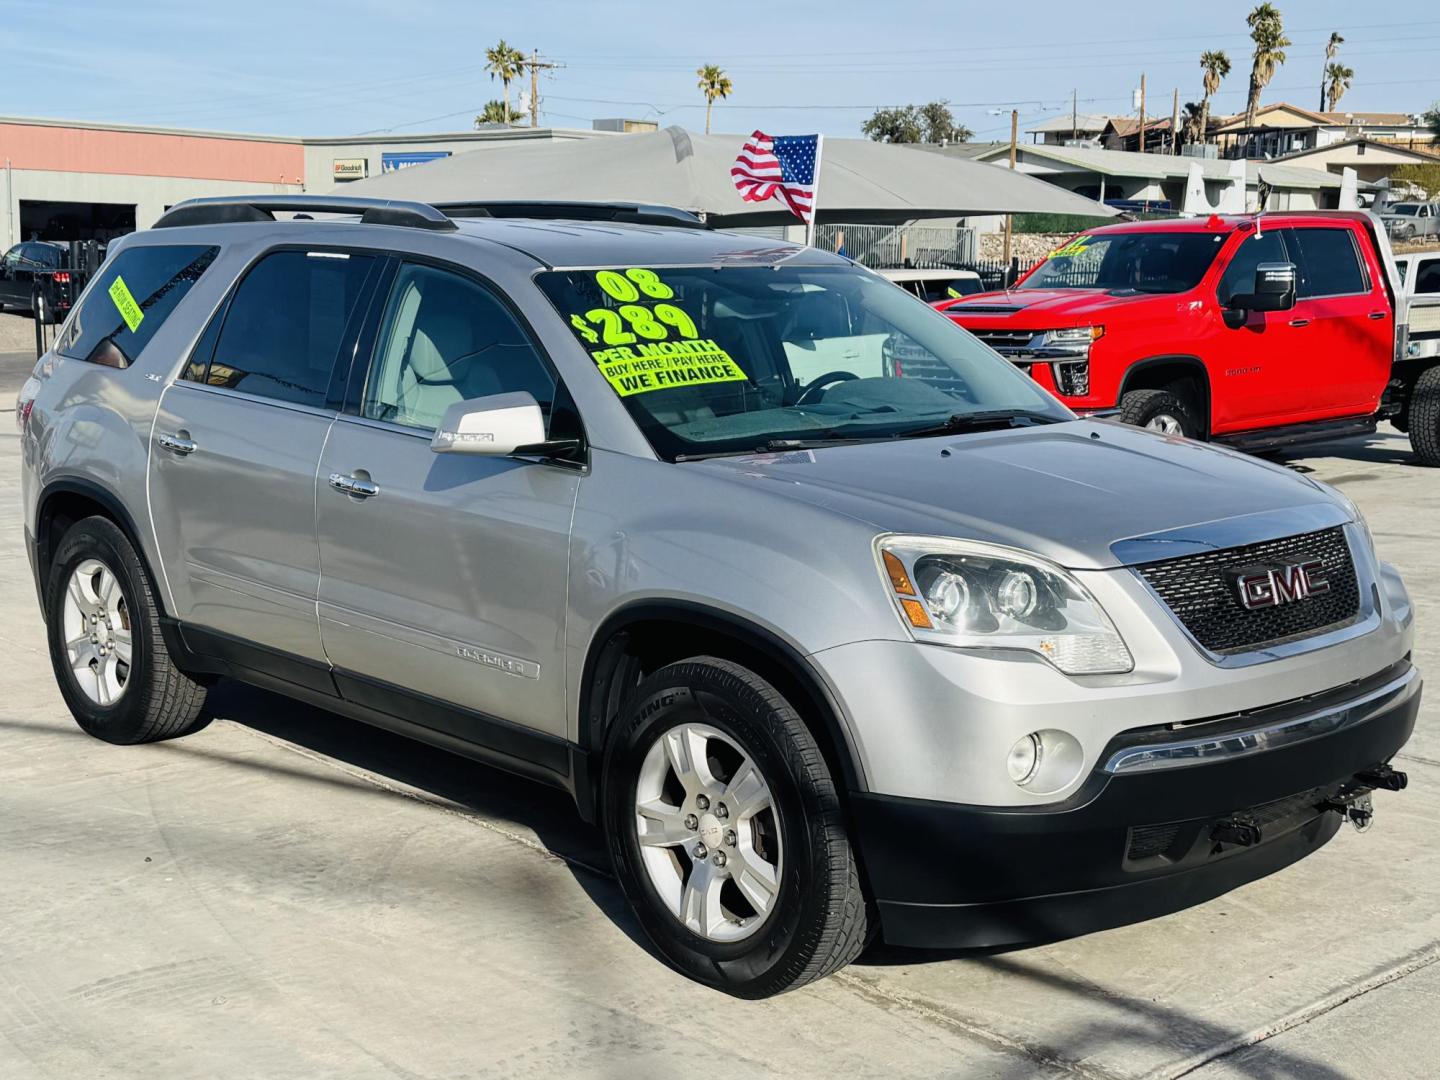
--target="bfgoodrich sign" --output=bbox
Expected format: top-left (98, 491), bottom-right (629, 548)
top-left (332, 158), bottom-right (368, 181)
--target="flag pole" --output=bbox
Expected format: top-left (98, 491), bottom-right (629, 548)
top-left (805, 134), bottom-right (824, 247)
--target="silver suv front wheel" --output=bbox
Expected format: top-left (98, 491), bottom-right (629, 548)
top-left (634, 722), bottom-right (783, 942)
top-left (604, 656), bottom-right (870, 998)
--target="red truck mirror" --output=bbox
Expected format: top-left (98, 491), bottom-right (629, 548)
top-left (1223, 262), bottom-right (1296, 328)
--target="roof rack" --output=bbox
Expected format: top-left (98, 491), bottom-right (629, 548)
top-left (153, 195), bottom-right (458, 232)
top-left (434, 201), bottom-right (707, 229)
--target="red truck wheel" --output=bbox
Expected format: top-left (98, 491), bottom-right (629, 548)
top-left (1119, 389), bottom-right (1200, 439)
top-left (1410, 367), bottom-right (1440, 466)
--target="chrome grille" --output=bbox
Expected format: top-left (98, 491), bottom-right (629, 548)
top-left (1136, 527), bottom-right (1360, 654)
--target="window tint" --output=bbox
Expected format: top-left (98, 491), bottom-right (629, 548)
top-left (26, 243), bottom-right (61, 268)
top-left (1415, 258), bottom-right (1440, 296)
top-left (1286, 227), bottom-right (1368, 298)
top-left (55, 244), bottom-right (219, 368)
top-left (1217, 229), bottom-right (1286, 306)
top-left (363, 262), bottom-right (554, 431)
top-left (207, 250), bottom-right (374, 408)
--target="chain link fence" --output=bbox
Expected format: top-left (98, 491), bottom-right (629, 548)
top-left (814, 224), bottom-right (979, 269)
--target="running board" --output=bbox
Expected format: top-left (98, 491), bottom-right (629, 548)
top-left (1214, 416), bottom-right (1377, 454)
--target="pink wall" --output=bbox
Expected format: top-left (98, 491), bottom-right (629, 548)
top-left (0, 122), bottom-right (305, 184)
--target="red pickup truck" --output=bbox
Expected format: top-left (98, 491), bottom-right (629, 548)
top-left (938, 212), bottom-right (1440, 463)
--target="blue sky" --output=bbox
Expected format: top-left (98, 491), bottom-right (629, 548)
top-left (5, 0), bottom-right (1439, 141)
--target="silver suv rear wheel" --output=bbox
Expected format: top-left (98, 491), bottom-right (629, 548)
top-left (61, 558), bottom-right (133, 706)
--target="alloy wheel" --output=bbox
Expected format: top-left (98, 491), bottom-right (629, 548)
top-left (1146, 413), bottom-right (1185, 436)
top-left (61, 558), bottom-right (133, 706)
top-left (633, 722), bottom-right (783, 943)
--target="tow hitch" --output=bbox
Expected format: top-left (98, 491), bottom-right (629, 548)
top-left (1320, 764), bottom-right (1409, 832)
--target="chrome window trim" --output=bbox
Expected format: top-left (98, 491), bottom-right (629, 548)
top-left (1104, 665), bottom-right (1418, 774)
top-left (166, 379), bottom-right (338, 421)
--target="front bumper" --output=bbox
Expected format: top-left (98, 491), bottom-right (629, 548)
top-left (851, 662), bottom-right (1419, 949)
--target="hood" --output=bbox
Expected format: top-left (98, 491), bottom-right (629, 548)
top-left (693, 421), bottom-right (1341, 569)
top-left (943, 288), bottom-right (1166, 323)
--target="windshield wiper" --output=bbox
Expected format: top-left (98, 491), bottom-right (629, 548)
top-left (892, 409), bottom-right (1066, 439)
top-left (675, 436), bottom-right (862, 462)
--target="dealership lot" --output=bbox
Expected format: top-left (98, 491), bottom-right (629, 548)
top-left (1, 332), bottom-right (1438, 1079)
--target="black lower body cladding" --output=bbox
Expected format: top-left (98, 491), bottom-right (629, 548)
top-left (852, 664), bottom-right (1421, 949)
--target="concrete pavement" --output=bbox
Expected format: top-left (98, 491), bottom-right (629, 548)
top-left (2, 354), bottom-right (1438, 1077)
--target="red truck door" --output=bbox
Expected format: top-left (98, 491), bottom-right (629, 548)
top-left (1213, 228), bottom-right (1308, 430)
top-left (1280, 224), bottom-right (1392, 417)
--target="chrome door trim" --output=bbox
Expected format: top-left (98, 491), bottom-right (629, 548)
top-left (319, 603), bottom-right (541, 679)
top-left (1104, 666), bottom-right (1418, 775)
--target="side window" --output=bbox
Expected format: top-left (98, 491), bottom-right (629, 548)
top-left (1415, 258), bottom-right (1440, 296)
top-left (207, 250), bottom-right (375, 408)
top-left (28, 244), bottom-right (60, 269)
top-left (362, 262), bottom-right (555, 431)
top-left (55, 244), bottom-right (219, 368)
top-left (1, 246), bottom-right (19, 269)
top-left (1286, 227), bottom-right (1368, 299)
top-left (1217, 229), bottom-right (1286, 307)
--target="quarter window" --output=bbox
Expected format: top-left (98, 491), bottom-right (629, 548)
top-left (204, 250), bottom-right (375, 408)
top-left (55, 244), bottom-right (219, 368)
top-left (362, 262), bottom-right (554, 431)
top-left (1415, 258), bottom-right (1440, 296)
top-left (1285, 228), bottom-right (1368, 299)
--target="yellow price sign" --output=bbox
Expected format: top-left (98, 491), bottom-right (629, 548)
top-left (1049, 240), bottom-right (1091, 259)
top-left (590, 339), bottom-right (748, 397)
top-left (108, 276), bottom-right (144, 333)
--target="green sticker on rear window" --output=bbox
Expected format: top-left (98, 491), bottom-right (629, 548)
top-left (108, 276), bottom-right (144, 333)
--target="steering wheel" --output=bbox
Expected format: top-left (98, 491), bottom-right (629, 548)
top-left (796, 371), bottom-right (860, 406)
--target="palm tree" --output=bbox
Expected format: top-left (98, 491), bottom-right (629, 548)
top-left (697, 64), bottom-right (733, 135)
top-left (1199, 50), bottom-right (1231, 143)
top-left (474, 101), bottom-right (511, 127)
top-left (1321, 32), bottom-right (1344, 111)
top-left (1243, 4), bottom-right (1291, 132)
top-left (485, 40), bottom-right (526, 125)
top-left (1181, 101), bottom-right (1206, 146)
top-left (1325, 62), bottom-right (1354, 112)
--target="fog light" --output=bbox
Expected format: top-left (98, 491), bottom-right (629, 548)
top-left (1007, 733), bottom-right (1043, 786)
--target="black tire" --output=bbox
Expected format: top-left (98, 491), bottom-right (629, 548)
top-left (1119, 388), bottom-right (1200, 439)
top-left (1410, 366), bottom-right (1440, 466)
top-left (45, 516), bottom-right (210, 744)
top-left (603, 657), bottom-right (869, 998)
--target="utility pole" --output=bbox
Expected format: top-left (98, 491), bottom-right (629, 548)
top-left (1003, 109), bottom-right (1018, 267)
top-left (521, 50), bottom-right (563, 128)
top-left (1137, 73), bottom-right (1146, 153)
top-left (1071, 88), bottom-right (1077, 142)
top-left (1170, 88), bottom-right (1180, 154)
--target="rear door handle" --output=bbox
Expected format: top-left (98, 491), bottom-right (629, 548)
top-left (1368, 311), bottom-right (1387, 320)
top-left (156, 431), bottom-right (196, 455)
top-left (1288, 318), bottom-right (1310, 328)
top-left (328, 472), bottom-right (379, 499)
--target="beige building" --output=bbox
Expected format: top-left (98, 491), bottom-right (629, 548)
top-left (1274, 138), bottom-right (1440, 185)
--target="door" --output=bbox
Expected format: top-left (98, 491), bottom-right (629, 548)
top-left (1212, 227), bottom-right (1306, 430)
top-left (1283, 225), bottom-right (1393, 416)
top-left (316, 260), bottom-right (578, 740)
top-left (149, 248), bottom-right (378, 669)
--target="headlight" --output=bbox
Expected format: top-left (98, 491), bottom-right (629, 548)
top-left (879, 536), bottom-right (1134, 675)
top-left (1037, 326), bottom-right (1103, 350)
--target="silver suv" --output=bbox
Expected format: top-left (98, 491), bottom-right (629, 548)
top-left (18, 196), bottom-right (1420, 998)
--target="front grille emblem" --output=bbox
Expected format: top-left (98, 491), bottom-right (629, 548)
top-left (1229, 560), bottom-right (1330, 611)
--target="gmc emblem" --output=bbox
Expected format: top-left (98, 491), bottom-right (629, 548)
top-left (1229, 560), bottom-right (1330, 610)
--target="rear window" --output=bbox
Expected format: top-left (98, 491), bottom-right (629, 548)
top-left (56, 244), bottom-right (218, 368)
top-left (1286, 228), bottom-right (1368, 298)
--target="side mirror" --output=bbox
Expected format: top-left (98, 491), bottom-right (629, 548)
top-left (1222, 261), bottom-right (1296, 327)
top-left (430, 392), bottom-right (574, 458)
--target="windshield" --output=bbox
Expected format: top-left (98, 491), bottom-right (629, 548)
top-left (1020, 231), bottom-right (1226, 294)
top-left (1391, 205), bottom-right (1420, 216)
top-left (536, 264), bottom-right (1070, 460)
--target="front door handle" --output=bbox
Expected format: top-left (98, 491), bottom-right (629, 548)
top-left (328, 472), bottom-right (379, 499)
top-left (1289, 318), bottom-right (1311, 328)
top-left (1368, 311), bottom-right (1387, 320)
top-left (157, 431), bottom-right (197, 455)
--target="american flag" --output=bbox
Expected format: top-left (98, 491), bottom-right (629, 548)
top-left (731, 131), bottom-right (821, 223)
